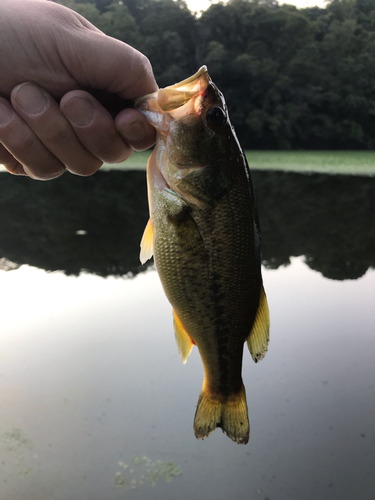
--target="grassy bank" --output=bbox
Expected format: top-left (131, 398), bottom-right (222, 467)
top-left (2, 150), bottom-right (375, 175)
top-left (245, 151), bottom-right (375, 175)
top-left (102, 150), bottom-right (375, 175)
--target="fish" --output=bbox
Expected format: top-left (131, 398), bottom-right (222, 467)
top-left (135, 66), bottom-right (269, 445)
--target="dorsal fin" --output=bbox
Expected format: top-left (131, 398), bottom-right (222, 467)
top-left (173, 309), bottom-right (194, 364)
top-left (247, 284), bottom-right (270, 363)
top-left (139, 218), bottom-right (154, 264)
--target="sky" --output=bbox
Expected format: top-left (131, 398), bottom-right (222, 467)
top-left (185, 0), bottom-right (326, 12)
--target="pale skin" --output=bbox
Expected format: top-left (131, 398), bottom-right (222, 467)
top-left (0, 0), bottom-right (158, 180)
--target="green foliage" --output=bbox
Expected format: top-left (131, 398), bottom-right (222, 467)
top-left (97, 3), bottom-right (142, 46)
top-left (53, 0), bottom-right (375, 149)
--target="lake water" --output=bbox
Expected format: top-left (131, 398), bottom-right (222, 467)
top-left (0, 169), bottom-right (374, 500)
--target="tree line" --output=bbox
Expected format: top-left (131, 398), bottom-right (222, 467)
top-left (55, 0), bottom-right (375, 150)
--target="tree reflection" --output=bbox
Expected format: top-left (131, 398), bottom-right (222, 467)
top-left (0, 169), bottom-right (374, 280)
top-left (0, 170), bottom-right (150, 277)
top-left (253, 170), bottom-right (375, 280)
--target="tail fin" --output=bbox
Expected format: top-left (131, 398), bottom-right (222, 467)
top-left (194, 384), bottom-right (249, 444)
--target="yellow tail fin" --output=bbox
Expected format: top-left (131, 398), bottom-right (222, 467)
top-left (194, 384), bottom-right (249, 444)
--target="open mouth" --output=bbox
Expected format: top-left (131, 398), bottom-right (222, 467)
top-left (134, 66), bottom-right (211, 127)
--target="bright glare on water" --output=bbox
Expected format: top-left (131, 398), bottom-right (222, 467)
top-left (1, 258), bottom-right (374, 499)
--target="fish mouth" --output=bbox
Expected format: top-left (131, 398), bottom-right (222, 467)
top-left (157, 66), bottom-right (210, 114)
top-left (134, 66), bottom-right (211, 127)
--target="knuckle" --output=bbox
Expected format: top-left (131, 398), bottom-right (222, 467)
top-left (137, 54), bottom-right (155, 84)
top-left (138, 53), bottom-right (153, 74)
top-left (128, 51), bottom-right (157, 97)
top-left (15, 129), bottom-right (40, 155)
top-left (43, 120), bottom-right (71, 144)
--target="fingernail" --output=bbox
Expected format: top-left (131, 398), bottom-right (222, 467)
top-left (62, 96), bottom-right (95, 127)
top-left (0, 100), bottom-right (14, 126)
top-left (122, 119), bottom-right (145, 142)
top-left (13, 83), bottom-right (48, 115)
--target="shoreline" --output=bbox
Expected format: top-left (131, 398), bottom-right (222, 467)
top-left (2, 150), bottom-right (375, 176)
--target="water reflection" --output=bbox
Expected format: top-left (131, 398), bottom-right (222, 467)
top-left (0, 170), bottom-right (150, 277)
top-left (253, 171), bottom-right (375, 280)
top-left (0, 169), bottom-right (374, 280)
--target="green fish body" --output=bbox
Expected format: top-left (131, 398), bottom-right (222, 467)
top-left (136, 67), bottom-right (269, 444)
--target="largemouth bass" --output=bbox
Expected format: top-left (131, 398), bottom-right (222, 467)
top-left (135, 66), bottom-right (269, 445)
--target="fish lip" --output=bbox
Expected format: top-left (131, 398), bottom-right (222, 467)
top-left (166, 66), bottom-right (209, 91)
top-left (134, 66), bottom-right (211, 120)
top-left (133, 91), bottom-right (158, 110)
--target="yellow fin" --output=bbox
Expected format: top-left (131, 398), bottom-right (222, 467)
top-left (247, 284), bottom-right (270, 363)
top-left (173, 310), bottom-right (194, 364)
top-left (139, 218), bottom-right (154, 264)
top-left (194, 383), bottom-right (249, 444)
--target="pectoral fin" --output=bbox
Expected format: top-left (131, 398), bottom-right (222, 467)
top-left (140, 218), bottom-right (154, 264)
top-left (247, 284), bottom-right (270, 363)
top-left (173, 309), bottom-right (194, 364)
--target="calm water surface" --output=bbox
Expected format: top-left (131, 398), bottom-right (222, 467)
top-left (0, 170), bottom-right (374, 500)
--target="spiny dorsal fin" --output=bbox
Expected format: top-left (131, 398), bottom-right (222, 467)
top-left (173, 309), bottom-right (194, 364)
top-left (139, 218), bottom-right (154, 264)
top-left (247, 284), bottom-right (270, 363)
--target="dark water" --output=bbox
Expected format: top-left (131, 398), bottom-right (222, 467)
top-left (0, 170), bottom-right (374, 500)
top-left (0, 169), bottom-right (374, 280)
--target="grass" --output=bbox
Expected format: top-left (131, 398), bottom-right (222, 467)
top-left (2, 150), bottom-right (375, 175)
top-left (244, 150), bottom-right (375, 175)
top-left (102, 151), bottom-right (150, 171)
top-left (102, 150), bottom-right (375, 176)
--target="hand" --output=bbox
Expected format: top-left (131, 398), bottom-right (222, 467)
top-left (0, 0), bottom-right (157, 179)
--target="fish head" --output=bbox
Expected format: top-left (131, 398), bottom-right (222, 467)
top-left (135, 66), bottom-right (242, 208)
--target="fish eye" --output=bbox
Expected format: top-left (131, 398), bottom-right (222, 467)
top-left (205, 106), bottom-right (227, 128)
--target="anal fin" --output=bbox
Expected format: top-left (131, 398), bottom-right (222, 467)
top-left (173, 310), bottom-right (194, 364)
top-left (247, 284), bottom-right (270, 363)
top-left (140, 218), bottom-right (154, 264)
